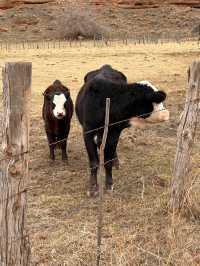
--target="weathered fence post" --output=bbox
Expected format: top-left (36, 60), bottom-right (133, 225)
top-left (97, 98), bottom-right (110, 266)
top-left (169, 61), bottom-right (200, 213)
top-left (0, 62), bottom-right (32, 265)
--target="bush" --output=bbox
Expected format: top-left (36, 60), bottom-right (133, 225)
top-left (57, 6), bottom-right (109, 40)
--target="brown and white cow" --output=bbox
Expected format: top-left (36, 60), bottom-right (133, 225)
top-left (42, 80), bottom-right (74, 161)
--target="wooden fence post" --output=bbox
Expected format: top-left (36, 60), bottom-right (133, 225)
top-left (97, 98), bottom-right (110, 266)
top-left (0, 62), bottom-right (32, 265)
top-left (169, 61), bottom-right (200, 213)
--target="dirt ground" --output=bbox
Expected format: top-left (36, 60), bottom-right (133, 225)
top-left (1, 41), bottom-right (200, 265)
top-left (0, 2), bottom-right (199, 42)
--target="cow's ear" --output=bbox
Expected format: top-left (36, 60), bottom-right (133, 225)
top-left (64, 89), bottom-right (70, 99)
top-left (44, 93), bottom-right (52, 101)
top-left (84, 73), bottom-right (89, 83)
top-left (147, 90), bottom-right (166, 103)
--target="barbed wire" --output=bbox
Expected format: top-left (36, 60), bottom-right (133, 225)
top-left (0, 95), bottom-right (200, 206)
top-left (47, 95), bottom-right (200, 147)
top-left (1, 142), bottom-right (200, 209)
top-left (48, 107), bottom-right (168, 147)
top-left (0, 154), bottom-right (124, 208)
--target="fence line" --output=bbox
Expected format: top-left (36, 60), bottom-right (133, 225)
top-left (0, 35), bottom-right (199, 51)
top-left (0, 53), bottom-right (199, 264)
top-left (97, 98), bottom-right (110, 266)
top-left (0, 94), bottom-right (200, 207)
top-left (1, 77), bottom-right (200, 263)
top-left (0, 154), bottom-right (124, 208)
top-left (1, 93), bottom-right (200, 164)
top-left (0, 95), bottom-right (197, 163)
top-left (46, 95), bottom-right (200, 147)
top-left (47, 107), bottom-right (168, 148)
top-left (0, 121), bottom-right (200, 262)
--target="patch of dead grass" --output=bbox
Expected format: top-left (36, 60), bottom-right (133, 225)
top-left (0, 41), bottom-right (200, 265)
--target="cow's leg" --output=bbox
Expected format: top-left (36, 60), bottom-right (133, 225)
top-left (104, 132), bottom-right (120, 191)
top-left (96, 133), bottom-right (119, 170)
top-left (113, 151), bottom-right (119, 170)
top-left (104, 142), bottom-right (117, 191)
top-left (84, 134), bottom-right (99, 197)
top-left (61, 126), bottom-right (70, 162)
top-left (61, 139), bottom-right (68, 161)
top-left (46, 132), bottom-right (56, 160)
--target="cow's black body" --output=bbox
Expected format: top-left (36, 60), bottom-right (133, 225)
top-left (84, 64), bottom-right (127, 84)
top-left (84, 65), bottom-right (127, 169)
top-left (75, 77), bottom-right (167, 196)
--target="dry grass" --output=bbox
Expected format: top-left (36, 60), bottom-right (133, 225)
top-left (0, 41), bottom-right (200, 265)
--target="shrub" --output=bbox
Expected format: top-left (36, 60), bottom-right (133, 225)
top-left (57, 6), bottom-right (109, 40)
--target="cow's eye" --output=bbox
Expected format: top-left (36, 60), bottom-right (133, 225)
top-left (64, 101), bottom-right (67, 108)
top-left (52, 103), bottom-right (56, 109)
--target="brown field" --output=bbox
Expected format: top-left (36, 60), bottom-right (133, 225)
top-left (1, 41), bottom-right (200, 265)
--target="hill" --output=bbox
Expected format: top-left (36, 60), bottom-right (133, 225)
top-left (0, 0), bottom-right (199, 42)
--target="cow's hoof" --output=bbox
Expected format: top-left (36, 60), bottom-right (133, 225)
top-left (62, 157), bottom-right (68, 164)
top-left (105, 184), bottom-right (114, 193)
top-left (49, 155), bottom-right (55, 161)
top-left (112, 158), bottom-right (119, 170)
top-left (87, 185), bottom-right (99, 197)
top-left (48, 160), bottom-right (55, 168)
top-left (114, 161), bottom-right (120, 170)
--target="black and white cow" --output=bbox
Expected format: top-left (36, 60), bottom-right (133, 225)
top-left (42, 80), bottom-right (74, 161)
top-left (130, 80), bottom-right (169, 128)
top-left (84, 64), bottom-right (128, 169)
top-left (75, 77), bottom-right (169, 196)
top-left (84, 64), bottom-right (127, 84)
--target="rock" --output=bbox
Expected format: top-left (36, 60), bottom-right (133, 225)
top-left (0, 26), bottom-right (8, 32)
top-left (192, 24), bottom-right (200, 35)
top-left (0, 0), bottom-right (13, 9)
top-left (22, 0), bottom-right (54, 3)
top-left (167, 0), bottom-right (200, 8)
top-left (0, 9), bottom-right (5, 16)
top-left (14, 16), bottom-right (39, 26)
top-left (46, 26), bottom-right (54, 30)
top-left (0, 0), bottom-right (54, 9)
top-left (32, 28), bottom-right (41, 33)
top-left (90, 0), bottom-right (200, 8)
top-left (18, 25), bottom-right (28, 31)
top-left (0, 0), bottom-right (199, 10)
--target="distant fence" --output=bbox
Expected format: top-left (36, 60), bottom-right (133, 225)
top-left (0, 35), bottom-right (199, 51)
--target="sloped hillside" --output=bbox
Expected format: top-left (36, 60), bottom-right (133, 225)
top-left (91, 0), bottom-right (200, 8)
top-left (0, 0), bottom-right (199, 42)
top-left (1, 0), bottom-right (200, 9)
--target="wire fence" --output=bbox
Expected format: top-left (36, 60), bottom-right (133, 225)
top-left (0, 107), bottom-right (168, 209)
top-left (0, 34), bottom-right (199, 51)
top-left (0, 38), bottom-right (200, 264)
top-left (1, 94), bottom-right (200, 208)
top-left (1, 95), bottom-right (200, 265)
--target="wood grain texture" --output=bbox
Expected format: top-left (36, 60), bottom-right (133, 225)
top-left (170, 61), bottom-right (200, 212)
top-left (0, 62), bottom-right (32, 265)
top-left (97, 98), bottom-right (110, 266)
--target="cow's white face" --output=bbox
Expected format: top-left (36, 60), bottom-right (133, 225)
top-left (52, 93), bottom-right (67, 119)
top-left (130, 80), bottom-right (169, 128)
